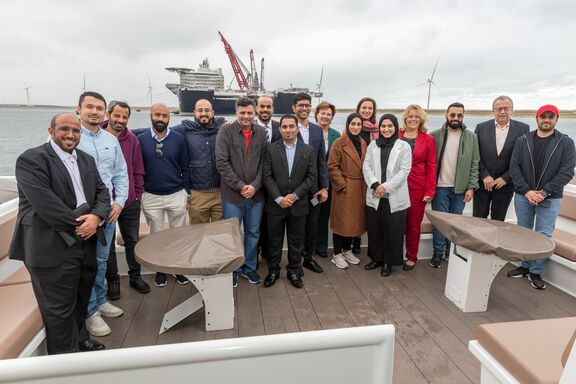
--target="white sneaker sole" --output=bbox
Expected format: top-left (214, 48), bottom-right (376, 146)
top-left (331, 258), bottom-right (348, 269)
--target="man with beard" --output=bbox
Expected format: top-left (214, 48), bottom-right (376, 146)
top-left (9, 113), bottom-right (110, 354)
top-left (216, 97), bottom-right (267, 287)
top-left (138, 103), bottom-right (191, 287)
top-left (255, 96), bottom-right (281, 262)
top-left (430, 102), bottom-right (479, 268)
top-left (102, 101), bottom-right (149, 299)
top-left (291, 93), bottom-right (328, 274)
top-left (474, 96), bottom-right (529, 221)
top-left (76, 92), bottom-right (128, 338)
top-left (171, 99), bottom-right (226, 224)
top-left (507, 105), bottom-right (575, 289)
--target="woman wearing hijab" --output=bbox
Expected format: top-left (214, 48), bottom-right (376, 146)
top-left (398, 104), bottom-right (436, 270)
top-left (328, 113), bottom-right (367, 269)
top-left (363, 114), bottom-right (412, 276)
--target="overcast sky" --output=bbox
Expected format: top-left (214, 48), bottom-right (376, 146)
top-left (1, 0), bottom-right (575, 110)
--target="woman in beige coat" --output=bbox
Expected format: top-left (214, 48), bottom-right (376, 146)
top-left (328, 113), bottom-right (367, 269)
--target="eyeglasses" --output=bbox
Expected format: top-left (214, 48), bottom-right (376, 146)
top-left (155, 142), bottom-right (163, 157)
top-left (494, 106), bottom-right (512, 112)
top-left (449, 113), bottom-right (464, 119)
top-left (295, 103), bottom-right (311, 109)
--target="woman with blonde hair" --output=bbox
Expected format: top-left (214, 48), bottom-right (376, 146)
top-left (398, 104), bottom-right (437, 270)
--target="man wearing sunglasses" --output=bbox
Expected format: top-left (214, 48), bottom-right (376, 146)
top-left (138, 103), bottom-right (191, 288)
top-left (430, 102), bottom-right (480, 268)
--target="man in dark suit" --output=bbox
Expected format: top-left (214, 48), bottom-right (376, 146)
top-left (262, 114), bottom-right (317, 288)
top-left (474, 96), bottom-right (530, 221)
top-left (9, 113), bottom-right (110, 354)
top-left (256, 95), bottom-right (281, 264)
top-left (292, 92), bottom-right (329, 274)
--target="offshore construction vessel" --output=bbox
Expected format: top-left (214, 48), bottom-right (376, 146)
top-left (165, 32), bottom-right (322, 115)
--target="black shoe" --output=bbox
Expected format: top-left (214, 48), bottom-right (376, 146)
top-left (263, 271), bottom-right (280, 287)
top-left (173, 274), bottom-right (190, 285)
top-left (444, 251), bottom-right (450, 260)
top-left (364, 261), bottom-right (382, 270)
top-left (155, 272), bottom-right (167, 287)
top-left (287, 272), bottom-right (304, 288)
top-left (107, 279), bottom-right (120, 301)
top-left (430, 254), bottom-right (442, 268)
top-left (316, 250), bottom-right (328, 258)
top-left (129, 276), bottom-right (150, 294)
top-left (302, 258), bottom-right (323, 273)
top-left (529, 273), bottom-right (546, 289)
top-left (79, 339), bottom-right (106, 352)
top-left (381, 263), bottom-right (392, 277)
top-left (403, 261), bottom-right (416, 271)
top-left (507, 266), bottom-right (529, 278)
top-left (352, 237), bottom-right (361, 255)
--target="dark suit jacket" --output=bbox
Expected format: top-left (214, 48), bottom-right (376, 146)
top-left (263, 140), bottom-right (317, 216)
top-left (475, 119), bottom-right (530, 186)
top-left (9, 143), bottom-right (110, 268)
top-left (297, 121), bottom-right (329, 193)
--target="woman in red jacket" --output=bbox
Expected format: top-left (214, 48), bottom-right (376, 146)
top-left (398, 104), bottom-right (436, 269)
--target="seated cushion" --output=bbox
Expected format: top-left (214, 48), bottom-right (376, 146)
top-left (558, 192), bottom-right (576, 221)
top-left (0, 266), bottom-right (31, 287)
top-left (0, 209), bottom-right (17, 261)
top-left (476, 317), bottom-right (576, 384)
top-left (0, 283), bottom-right (43, 359)
top-left (421, 215), bottom-right (432, 233)
top-left (553, 228), bottom-right (576, 262)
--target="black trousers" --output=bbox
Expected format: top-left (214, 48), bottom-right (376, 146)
top-left (27, 242), bottom-right (97, 354)
top-left (267, 212), bottom-right (306, 275)
top-left (303, 201), bottom-right (321, 260)
top-left (473, 185), bottom-right (514, 221)
top-left (367, 199), bottom-right (406, 265)
top-left (106, 201), bottom-right (142, 281)
top-left (258, 212), bottom-right (270, 261)
top-left (333, 234), bottom-right (353, 255)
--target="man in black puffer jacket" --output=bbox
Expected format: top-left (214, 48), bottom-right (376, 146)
top-left (171, 99), bottom-right (226, 224)
top-left (508, 104), bottom-right (575, 290)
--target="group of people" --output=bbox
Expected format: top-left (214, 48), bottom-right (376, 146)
top-left (8, 90), bottom-right (575, 356)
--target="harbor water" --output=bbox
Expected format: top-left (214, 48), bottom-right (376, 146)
top-left (1, 107), bottom-right (575, 176)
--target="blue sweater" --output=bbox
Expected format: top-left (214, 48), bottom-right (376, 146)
top-left (138, 129), bottom-right (191, 195)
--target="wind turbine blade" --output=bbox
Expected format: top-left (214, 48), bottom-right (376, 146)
top-left (413, 81), bottom-right (428, 88)
top-left (430, 57), bottom-right (440, 80)
top-left (431, 81), bottom-right (442, 93)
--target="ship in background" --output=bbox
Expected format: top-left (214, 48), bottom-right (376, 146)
top-left (165, 32), bottom-right (322, 115)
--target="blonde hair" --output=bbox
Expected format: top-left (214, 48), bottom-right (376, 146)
top-left (314, 100), bottom-right (336, 122)
top-left (401, 104), bottom-right (428, 133)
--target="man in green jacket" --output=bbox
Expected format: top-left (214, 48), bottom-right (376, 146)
top-left (429, 102), bottom-right (480, 267)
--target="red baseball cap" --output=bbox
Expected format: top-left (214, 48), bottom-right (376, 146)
top-left (536, 104), bottom-right (559, 117)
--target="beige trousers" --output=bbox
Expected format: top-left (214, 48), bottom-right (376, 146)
top-left (142, 189), bottom-right (188, 233)
top-left (187, 189), bottom-right (223, 224)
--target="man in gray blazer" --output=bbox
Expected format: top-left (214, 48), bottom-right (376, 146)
top-left (473, 96), bottom-right (530, 221)
top-left (262, 114), bottom-right (317, 288)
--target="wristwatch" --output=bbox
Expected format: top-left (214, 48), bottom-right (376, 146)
top-left (540, 191), bottom-right (549, 198)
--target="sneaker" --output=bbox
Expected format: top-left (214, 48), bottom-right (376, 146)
top-left (173, 274), bottom-right (190, 285)
top-left (86, 313), bottom-right (111, 337)
top-left (98, 301), bottom-right (124, 318)
top-left (331, 253), bottom-right (349, 269)
top-left (430, 254), bottom-right (442, 268)
top-left (241, 271), bottom-right (262, 284)
top-left (342, 249), bottom-right (360, 265)
top-left (129, 276), bottom-right (150, 294)
top-left (155, 272), bottom-right (167, 287)
top-left (507, 266), bottom-right (529, 278)
top-left (529, 273), bottom-right (546, 289)
top-left (232, 272), bottom-right (239, 288)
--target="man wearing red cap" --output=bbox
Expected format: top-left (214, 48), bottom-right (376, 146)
top-left (508, 104), bottom-right (575, 289)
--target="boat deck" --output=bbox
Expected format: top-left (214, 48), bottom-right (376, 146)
top-left (98, 251), bottom-right (576, 384)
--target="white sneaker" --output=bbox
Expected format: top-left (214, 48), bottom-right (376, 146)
top-left (331, 253), bottom-right (349, 269)
top-left (342, 249), bottom-right (360, 265)
top-left (98, 301), bottom-right (124, 318)
top-left (86, 313), bottom-right (111, 337)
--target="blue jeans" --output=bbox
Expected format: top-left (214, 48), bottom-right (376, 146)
top-left (515, 194), bottom-right (562, 274)
top-left (87, 222), bottom-right (116, 316)
top-left (432, 187), bottom-right (466, 256)
top-left (222, 198), bottom-right (264, 274)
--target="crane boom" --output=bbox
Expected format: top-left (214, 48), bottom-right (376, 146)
top-left (218, 31), bottom-right (249, 91)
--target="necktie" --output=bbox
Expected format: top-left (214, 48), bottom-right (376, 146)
top-left (266, 126), bottom-right (271, 143)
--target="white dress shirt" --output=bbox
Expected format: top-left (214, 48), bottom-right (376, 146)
top-left (50, 140), bottom-right (87, 207)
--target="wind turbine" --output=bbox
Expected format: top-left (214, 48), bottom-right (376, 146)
top-left (81, 75), bottom-right (86, 93)
top-left (315, 65), bottom-right (324, 104)
top-left (146, 74), bottom-right (153, 105)
top-left (426, 57), bottom-right (440, 110)
top-left (23, 83), bottom-right (32, 105)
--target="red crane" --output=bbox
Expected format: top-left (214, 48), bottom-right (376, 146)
top-left (218, 31), bottom-right (249, 91)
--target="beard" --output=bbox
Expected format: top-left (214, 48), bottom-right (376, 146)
top-left (110, 122), bottom-right (125, 132)
top-left (153, 121), bottom-right (167, 132)
top-left (447, 119), bottom-right (462, 129)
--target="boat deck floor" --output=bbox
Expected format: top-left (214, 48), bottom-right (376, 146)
top-left (99, 250), bottom-right (576, 384)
